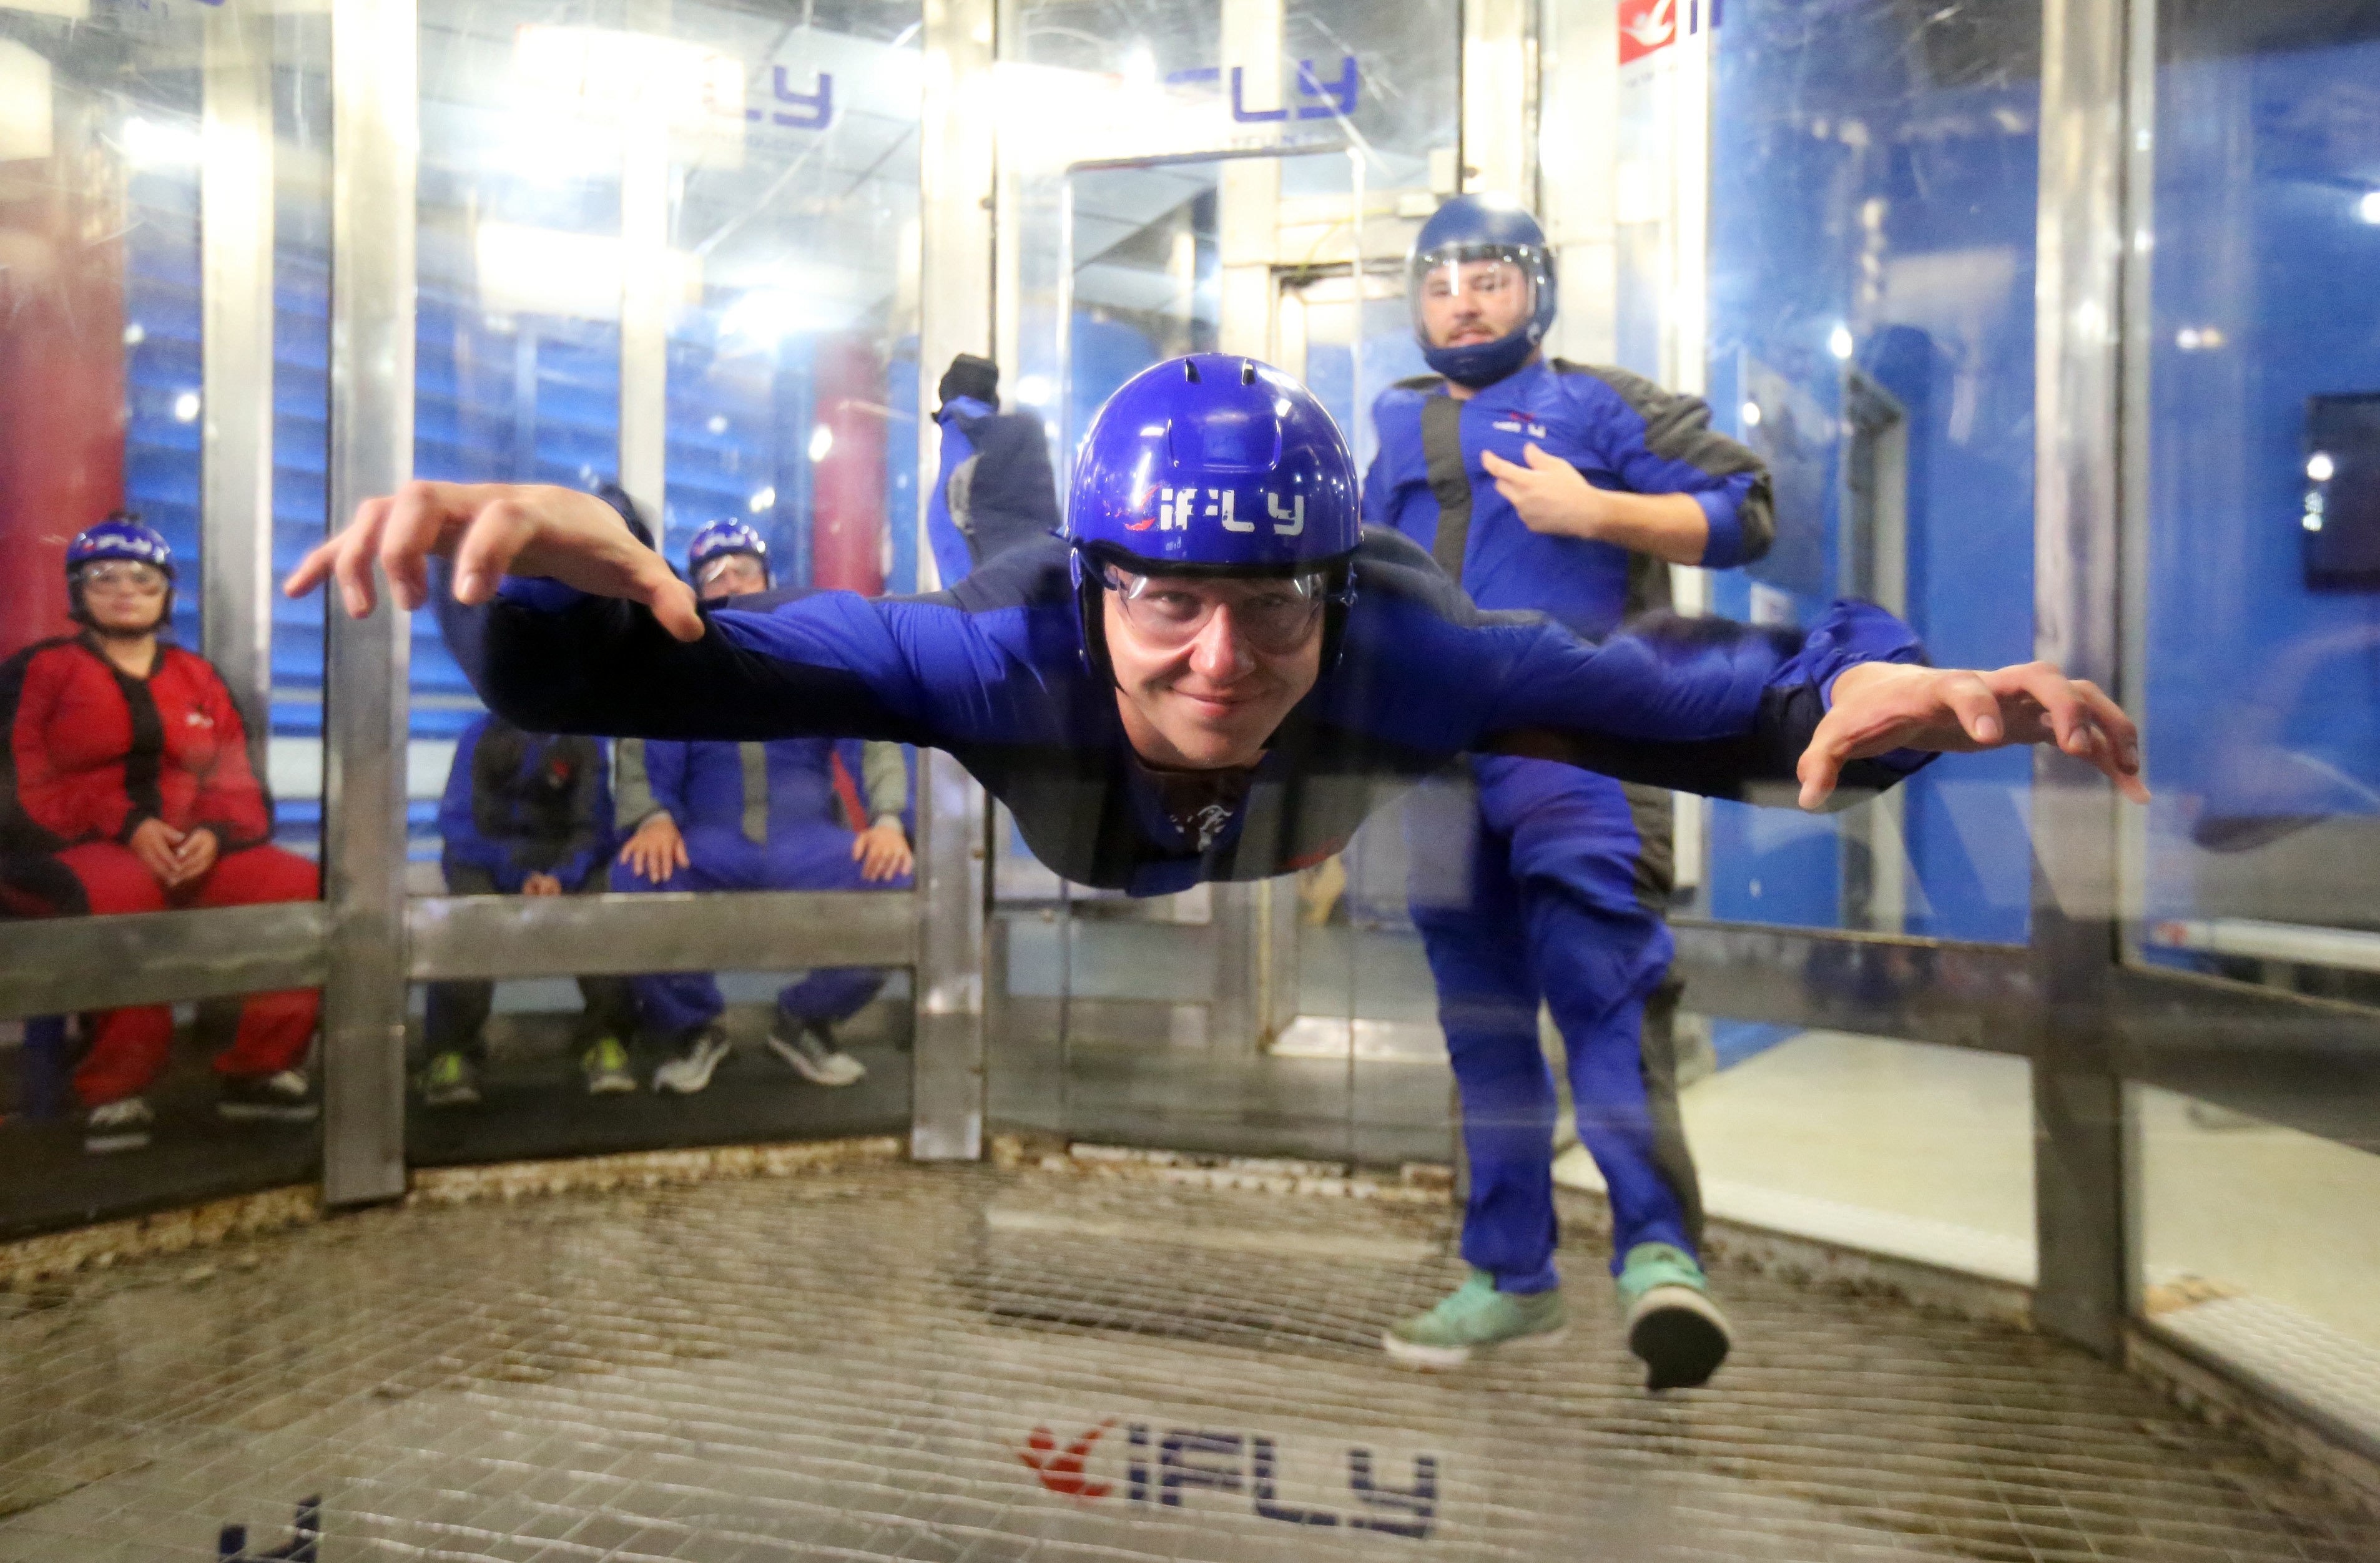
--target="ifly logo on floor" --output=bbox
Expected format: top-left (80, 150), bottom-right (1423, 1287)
top-left (1018, 1420), bottom-right (1439, 1537)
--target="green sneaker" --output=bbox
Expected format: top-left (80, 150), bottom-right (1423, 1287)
top-left (1616, 1242), bottom-right (1731, 1391)
top-left (581, 1036), bottom-right (637, 1095)
top-left (420, 1051), bottom-right (479, 1108)
top-left (1382, 1269), bottom-right (1566, 1369)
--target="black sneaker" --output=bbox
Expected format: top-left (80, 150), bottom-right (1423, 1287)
top-left (85, 1096), bottom-right (154, 1154)
top-left (219, 1070), bottom-right (321, 1123)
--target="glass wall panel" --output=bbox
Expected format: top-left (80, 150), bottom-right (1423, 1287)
top-left (0, 1), bottom-right (329, 1229)
top-left (2129, 6), bottom-right (2380, 1003)
top-left (2137, 1084), bottom-right (2380, 1440)
top-left (405, 0), bottom-right (922, 1160)
top-left (986, 0), bottom-right (1458, 1171)
top-left (1700, 0), bottom-right (2042, 941)
top-left (1554, 1023), bottom-right (2037, 1286)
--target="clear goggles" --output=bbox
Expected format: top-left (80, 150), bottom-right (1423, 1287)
top-left (697, 552), bottom-right (768, 590)
top-left (1407, 242), bottom-right (1550, 340)
top-left (77, 561), bottom-right (170, 594)
top-left (1096, 561), bottom-right (1332, 657)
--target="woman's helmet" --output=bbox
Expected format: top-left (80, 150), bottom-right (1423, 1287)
top-left (686, 518), bottom-right (772, 589)
top-left (66, 511), bottom-right (176, 629)
top-left (1407, 194), bottom-right (1558, 388)
top-left (1065, 353), bottom-right (1360, 676)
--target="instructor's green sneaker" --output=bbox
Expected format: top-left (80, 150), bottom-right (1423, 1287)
top-left (1616, 1242), bottom-right (1731, 1391)
top-left (1383, 1268), bottom-right (1566, 1369)
top-left (581, 1036), bottom-right (637, 1095)
top-left (420, 1051), bottom-right (479, 1108)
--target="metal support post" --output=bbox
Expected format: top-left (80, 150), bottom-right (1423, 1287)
top-left (322, 0), bottom-right (418, 1207)
top-left (618, 0), bottom-right (672, 529)
top-left (910, 0), bottom-right (998, 1158)
top-left (2029, 0), bottom-right (2134, 1356)
top-left (1460, 0), bottom-right (1538, 200)
top-left (200, 2), bottom-right (278, 745)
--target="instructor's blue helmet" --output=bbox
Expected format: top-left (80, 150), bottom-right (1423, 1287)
top-left (1066, 353), bottom-right (1360, 675)
top-left (1409, 194), bottom-right (1558, 388)
top-left (66, 511), bottom-right (175, 628)
top-left (686, 517), bottom-right (770, 587)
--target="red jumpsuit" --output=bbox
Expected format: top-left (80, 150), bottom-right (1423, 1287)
top-left (0, 635), bottom-right (321, 1107)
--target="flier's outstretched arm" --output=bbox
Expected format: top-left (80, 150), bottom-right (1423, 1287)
top-left (285, 481), bottom-right (941, 746)
top-left (1470, 602), bottom-right (2145, 810)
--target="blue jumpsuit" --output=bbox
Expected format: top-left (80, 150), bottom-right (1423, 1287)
top-left (608, 736), bottom-right (913, 1037)
top-left (437, 531), bottom-right (1925, 900)
top-left (1365, 357), bottom-right (1774, 1289)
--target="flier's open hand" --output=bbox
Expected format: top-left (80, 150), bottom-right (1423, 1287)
top-left (282, 481), bottom-right (704, 643)
top-left (1798, 660), bottom-right (2147, 811)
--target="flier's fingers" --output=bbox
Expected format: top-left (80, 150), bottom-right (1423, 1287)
top-left (1795, 709), bottom-right (1858, 810)
top-left (2071, 677), bottom-right (2143, 778)
top-left (324, 496), bottom-right (394, 618)
top-left (378, 483), bottom-right (468, 610)
top-left (447, 494), bottom-right (540, 605)
top-left (637, 564), bottom-right (705, 644)
top-left (1936, 670), bottom-right (2003, 746)
top-left (1479, 448), bottom-right (1522, 478)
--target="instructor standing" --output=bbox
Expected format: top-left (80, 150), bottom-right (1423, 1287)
top-left (1365, 195), bottom-right (1774, 1389)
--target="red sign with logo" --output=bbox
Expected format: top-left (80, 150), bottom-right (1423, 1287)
top-left (1619, 0), bottom-right (1679, 64)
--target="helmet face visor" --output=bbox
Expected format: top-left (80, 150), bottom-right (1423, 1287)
top-left (1409, 242), bottom-right (1552, 354)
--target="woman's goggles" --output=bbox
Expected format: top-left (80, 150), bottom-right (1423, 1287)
top-left (1097, 561), bottom-right (1330, 656)
top-left (77, 561), bottom-right (169, 595)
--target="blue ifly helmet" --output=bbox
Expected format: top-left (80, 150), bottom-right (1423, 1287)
top-left (66, 511), bottom-right (175, 628)
top-left (686, 517), bottom-right (770, 589)
top-left (1408, 194), bottom-right (1558, 388)
top-left (1066, 353), bottom-right (1361, 675)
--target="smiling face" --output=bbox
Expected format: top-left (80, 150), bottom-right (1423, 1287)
top-left (1101, 569), bottom-right (1325, 770)
top-left (1417, 257), bottom-right (1535, 350)
top-left (76, 562), bottom-right (171, 637)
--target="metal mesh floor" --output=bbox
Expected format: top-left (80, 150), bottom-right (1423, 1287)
top-left (2, 1160), bottom-right (2374, 1561)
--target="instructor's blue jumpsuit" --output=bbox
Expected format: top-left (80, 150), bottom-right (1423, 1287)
top-left (1365, 357), bottom-right (1775, 1289)
top-left (439, 531), bottom-right (1924, 902)
top-left (608, 735), bottom-right (912, 1036)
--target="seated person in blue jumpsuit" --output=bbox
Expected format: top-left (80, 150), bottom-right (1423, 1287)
top-left (423, 715), bottom-right (640, 1104)
top-left (608, 519), bottom-right (915, 1096)
top-left (293, 359), bottom-right (2145, 1393)
top-left (925, 353), bottom-right (1063, 587)
top-left (1365, 195), bottom-right (1775, 1385)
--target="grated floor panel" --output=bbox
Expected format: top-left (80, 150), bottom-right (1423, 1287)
top-left (1, 1162), bottom-right (2373, 1561)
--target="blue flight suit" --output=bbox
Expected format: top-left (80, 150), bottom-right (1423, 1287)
top-left (438, 530), bottom-right (1923, 901)
top-left (428, 715), bottom-right (637, 1057)
top-left (1365, 356), bottom-right (1775, 1290)
top-left (925, 396), bottom-right (1063, 587)
top-left (609, 735), bottom-right (913, 1037)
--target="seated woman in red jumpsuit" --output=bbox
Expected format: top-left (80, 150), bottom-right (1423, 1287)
top-left (0, 514), bottom-right (322, 1153)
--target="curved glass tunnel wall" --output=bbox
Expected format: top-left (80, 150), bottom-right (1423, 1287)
top-left (0, 0), bottom-right (332, 1238)
top-left (2121, 0), bottom-right (2380, 1444)
top-left (400, 0), bottom-right (925, 1167)
top-left (0, 0), bottom-right (2376, 1472)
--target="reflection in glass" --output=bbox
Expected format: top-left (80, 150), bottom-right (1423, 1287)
top-left (1703, 0), bottom-right (2042, 940)
top-left (1558, 1025), bottom-right (2036, 1286)
top-left (2132, 7), bottom-right (2380, 1003)
top-left (2137, 1085), bottom-right (2380, 1440)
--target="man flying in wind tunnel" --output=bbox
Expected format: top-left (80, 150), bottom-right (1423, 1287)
top-left (288, 356), bottom-right (2143, 1311)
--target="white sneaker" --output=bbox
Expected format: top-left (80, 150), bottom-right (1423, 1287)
top-left (652, 1026), bottom-right (733, 1094)
top-left (85, 1097), bottom-right (154, 1154)
top-left (766, 1019), bottom-right (867, 1087)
